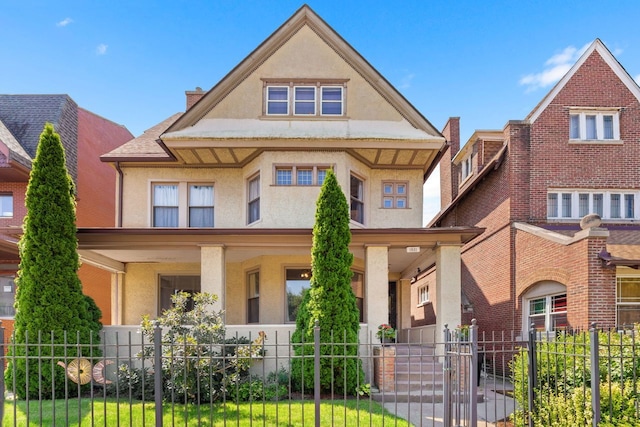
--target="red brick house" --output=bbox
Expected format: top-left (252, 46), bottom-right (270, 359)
top-left (418, 39), bottom-right (640, 335)
top-left (0, 95), bottom-right (134, 334)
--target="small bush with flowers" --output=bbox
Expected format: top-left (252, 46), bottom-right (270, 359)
top-left (376, 324), bottom-right (396, 340)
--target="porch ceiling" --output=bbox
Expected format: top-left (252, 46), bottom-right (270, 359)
top-left (76, 226), bottom-right (483, 277)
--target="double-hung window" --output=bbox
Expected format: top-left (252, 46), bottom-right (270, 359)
top-left (382, 181), bottom-right (408, 209)
top-left (418, 285), bottom-right (429, 305)
top-left (247, 271), bottom-right (260, 324)
top-left (617, 277), bottom-right (640, 328)
top-left (153, 184), bottom-right (179, 227)
top-left (265, 81), bottom-right (346, 117)
top-left (0, 194), bottom-right (13, 218)
top-left (248, 174), bottom-right (260, 224)
top-left (189, 185), bottom-right (214, 227)
top-left (569, 109), bottom-right (620, 141)
top-left (350, 174), bottom-right (364, 224)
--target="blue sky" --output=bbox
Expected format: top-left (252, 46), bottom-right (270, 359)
top-left (2, 1), bottom-right (640, 224)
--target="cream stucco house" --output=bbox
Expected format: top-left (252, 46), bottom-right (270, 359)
top-left (77, 5), bottom-right (481, 347)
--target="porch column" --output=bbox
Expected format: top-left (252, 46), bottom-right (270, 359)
top-left (365, 245), bottom-right (389, 338)
top-left (200, 244), bottom-right (226, 316)
top-left (435, 243), bottom-right (462, 337)
top-left (399, 278), bottom-right (412, 332)
top-left (110, 272), bottom-right (124, 325)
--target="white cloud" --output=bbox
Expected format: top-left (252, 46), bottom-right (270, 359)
top-left (398, 73), bottom-right (415, 90)
top-left (519, 43), bottom-right (591, 92)
top-left (96, 44), bottom-right (108, 55)
top-left (56, 17), bottom-right (73, 27)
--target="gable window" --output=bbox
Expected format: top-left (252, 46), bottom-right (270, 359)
top-left (0, 194), bottom-right (13, 218)
top-left (418, 285), bottom-right (430, 305)
top-left (461, 156), bottom-right (472, 181)
top-left (189, 185), bottom-right (214, 227)
top-left (274, 165), bottom-right (331, 186)
top-left (548, 190), bottom-right (638, 221)
top-left (569, 110), bottom-right (620, 142)
top-left (528, 293), bottom-right (567, 332)
top-left (153, 184), bottom-right (179, 227)
top-left (248, 174), bottom-right (260, 224)
top-left (247, 270), bottom-right (260, 324)
top-left (382, 181), bottom-right (408, 209)
top-left (159, 275), bottom-right (200, 313)
top-left (0, 276), bottom-right (15, 317)
top-left (350, 174), bottom-right (364, 224)
top-left (264, 80), bottom-right (346, 117)
top-left (617, 277), bottom-right (640, 328)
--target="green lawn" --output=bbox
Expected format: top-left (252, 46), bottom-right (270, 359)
top-left (3, 398), bottom-right (410, 426)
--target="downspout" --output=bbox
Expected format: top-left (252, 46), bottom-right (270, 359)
top-left (115, 161), bottom-right (124, 227)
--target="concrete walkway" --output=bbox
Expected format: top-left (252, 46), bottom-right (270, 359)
top-left (380, 376), bottom-right (518, 426)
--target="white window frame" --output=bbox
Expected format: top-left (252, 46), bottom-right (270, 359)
top-left (460, 156), bottom-right (472, 182)
top-left (188, 184), bottom-right (214, 228)
top-left (418, 285), bottom-right (430, 305)
top-left (350, 173), bottom-right (365, 224)
top-left (264, 81), bottom-right (346, 117)
top-left (526, 293), bottom-right (567, 332)
top-left (0, 194), bottom-right (13, 218)
top-left (569, 109), bottom-right (621, 142)
top-left (547, 189), bottom-right (639, 221)
top-left (273, 165), bottom-right (331, 186)
top-left (152, 182), bottom-right (214, 228)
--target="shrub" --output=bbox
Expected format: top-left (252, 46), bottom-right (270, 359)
top-left (227, 368), bottom-right (290, 402)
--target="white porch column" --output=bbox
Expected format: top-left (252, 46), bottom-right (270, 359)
top-left (365, 245), bottom-right (389, 337)
top-left (200, 245), bottom-right (226, 316)
top-left (435, 243), bottom-right (462, 339)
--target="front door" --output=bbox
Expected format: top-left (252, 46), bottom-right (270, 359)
top-left (388, 281), bottom-right (397, 330)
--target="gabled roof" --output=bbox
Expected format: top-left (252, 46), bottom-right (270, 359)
top-left (164, 4), bottom-right (442, 139)
top-left (527, 39), bottom-right (640, 124)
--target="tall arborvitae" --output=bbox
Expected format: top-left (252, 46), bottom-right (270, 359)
top-left (5, 123), bottom-right (100, 399)
top-left (291, 169), bottom-right (364, 394)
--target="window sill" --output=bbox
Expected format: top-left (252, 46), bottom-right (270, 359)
top-left (260, 115), bottom-right (349, 121)
top-left (417, 301), bottom-right (431, 308)
top-left (568, 139), bottom-right (623, 145)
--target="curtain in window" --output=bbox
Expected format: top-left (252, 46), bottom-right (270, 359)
top-left (569, 115), bottom-right (580, 139)
top-left (321, 87), bottom-right (342, 115)
top-left (625, 194), bottom-right (635, 219)
top-left (154, 185), bottom-right (178, 227)
top-left (578, 193), bottom-right (589, 217)
top-left (611, 194), bottom-right (621, 218)
top-left (189, 185), bottom-right (214, 227)
top-left (603, 115), bottom-right (614, 139)
top-left (593, 194), bottom-right (604, 216)
top-left (586, 115), bottom-right (597, 139)
top-left (561, 193), bottom-right (572, 217)
top-left (547, 193), bottom-right (558, 217)
top-left (248, 176), bottom-right (260, 223)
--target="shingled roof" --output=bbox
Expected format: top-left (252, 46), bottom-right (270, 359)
top-left (0, 94), bottom-right (79, 182)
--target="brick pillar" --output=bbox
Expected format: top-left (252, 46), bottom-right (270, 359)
top-left (373, 346), bottom-right (396, 392)
top-left (440, 117), bottom-right (460, 208)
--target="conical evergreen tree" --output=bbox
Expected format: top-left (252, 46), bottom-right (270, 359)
top-left (5, 123), bottom-right (100, 399)
top-left (291, 169), bottom-right (364, 394)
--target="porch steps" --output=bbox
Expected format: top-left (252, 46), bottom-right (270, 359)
top-left (372, 344), bottom-right (483, 403)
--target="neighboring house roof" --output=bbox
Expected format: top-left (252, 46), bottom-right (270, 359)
top-left (527, 39), bottom-right (640, 124)
top-left (0, 118), bottom-right (31, 166)
top-left (0, 94), bottom-right (79, 181)
top-left (100, 113), bottom-right (180, 162)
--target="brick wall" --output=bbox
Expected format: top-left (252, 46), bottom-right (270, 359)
top-left (440, 117), bottom-right (460, 209)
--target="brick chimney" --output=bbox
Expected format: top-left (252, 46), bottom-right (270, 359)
top-left (186, 87), bottom-right (205, 110)
top-left (440, 117), bottom-right (460, 208)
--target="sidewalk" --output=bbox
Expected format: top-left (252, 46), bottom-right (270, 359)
top-left (381, 376), bottom-right (518, 427)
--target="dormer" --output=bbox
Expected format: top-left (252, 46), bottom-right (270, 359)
top-left (452, 130), bottom-right (504, 188)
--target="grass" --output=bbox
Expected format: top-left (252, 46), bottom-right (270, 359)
top-left (3, 397), bottom-right (410, 426)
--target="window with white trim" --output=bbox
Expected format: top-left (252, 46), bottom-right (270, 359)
top-left (247, 174), bottom-right (260, 224)
top-left (528, 293), bottom-right (567, 332)
top-left (0, 276), bottom-right (15, 317)
top-left (0, 194), bottom-right (13, 218)
top-left (547, 190), bottom-right (638, 220)
top-left (274, 165), bottom-right (330, 186)
top-left (461, 156), bottom-right (472, 181)
top-left (153, 184), bottom-right (179, 227)
top-left (265, 81), bottom-right (345, 117)
top-left (382, 181), bottom-right (408, 209)
top-left (189, 185), bottom-right (214, 227)
top-left (350, 174), bottom-right (364, 224)
top-left (418, 285), bottom-right (429, 305)
top-left (617, 277), bottom-right (640, 329)
top-left (569, 110), bottom-right (620, 141)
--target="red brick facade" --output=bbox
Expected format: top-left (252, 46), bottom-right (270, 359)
top-left (422, 41), bottom-right (640, 334)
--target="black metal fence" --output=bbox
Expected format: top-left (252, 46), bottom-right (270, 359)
top-left (1, 321), bottom-right (639, 426)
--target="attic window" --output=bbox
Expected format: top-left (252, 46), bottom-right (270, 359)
top-left (569, 109), bottom-right (620, 142)
top-left (264, 80), bottom-right (347, 117)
